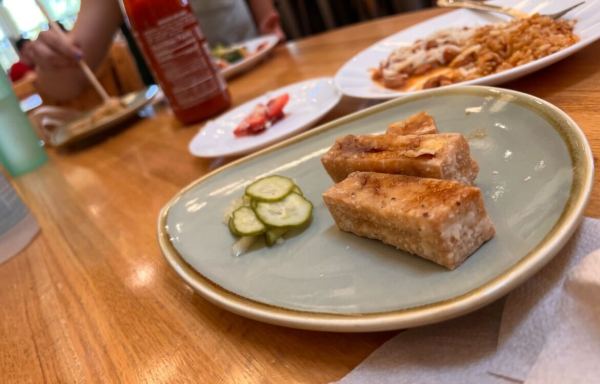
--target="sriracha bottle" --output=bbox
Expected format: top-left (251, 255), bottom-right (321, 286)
top-left (122, 0), bottom-right (231, 124)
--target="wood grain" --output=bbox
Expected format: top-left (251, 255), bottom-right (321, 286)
top-left (3, 8), bottom-right (600, 383)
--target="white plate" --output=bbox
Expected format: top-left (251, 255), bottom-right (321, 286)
top-left (189, 77), bottom-right (341, 158)
top-left (334, 0), bottom-right (600, 99)
top-left (220, 34), bottom-right (279, 79)
top-left (38, 85), bottom-right (159, 148)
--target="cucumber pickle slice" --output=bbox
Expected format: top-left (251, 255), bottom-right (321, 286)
top-left (245, 176), bottom-right (295, 202)
top-left (254, 193), bottom-right (312, 228)
top-left (265, 228), bottom-right (288, 246)
top-left (230, 206), bottom-right (266, 236)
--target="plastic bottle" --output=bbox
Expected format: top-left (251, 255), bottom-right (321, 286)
top-left (122, 0), bottom-right (231, 125)
top-left (0, 70), bottom-right (47, 176)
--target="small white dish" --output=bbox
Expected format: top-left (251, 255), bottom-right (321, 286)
top-left (31, 85), bottom-right (159, 148)
top-left (220, 34), bottom-right (279, 79)
top-left (188, 77), bottom-right (342, 158)
top-left (334, 0), bottom-right (600, 99)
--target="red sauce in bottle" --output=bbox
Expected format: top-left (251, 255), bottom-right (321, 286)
top-left (123, 0), bottom-right (231, 124)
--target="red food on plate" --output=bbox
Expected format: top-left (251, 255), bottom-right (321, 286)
top-left (234, 104), bottom-right (269, 136)
top-left (266, 93), bottom-right (289, 121)
top-left (234, 93), bottom-right (290, 137)
top-left (256, 41), bottom-right (269, 52)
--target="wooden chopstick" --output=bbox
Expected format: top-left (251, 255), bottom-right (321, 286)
top-left (33, 0), bottom-right (111, 102)
top-left (75, 61), bottom-right (111, 102)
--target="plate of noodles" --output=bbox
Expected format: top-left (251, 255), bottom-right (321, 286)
top-left (334, 0), bottom-right (600, 99)
top-left (33, 85), bottom-right (159, 147)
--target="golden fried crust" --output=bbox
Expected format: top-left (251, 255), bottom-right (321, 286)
top-left (321, 133), bottom-right (478, 184)
top-left (322, 172), bottom-right (495, 269)
top-left (387, 112), bottom-right (438, 136)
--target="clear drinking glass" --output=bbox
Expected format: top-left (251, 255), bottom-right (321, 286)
top-left (0, 173), bottom-right (39, 264)
top-left (0, 70), bottom-right (47, 176)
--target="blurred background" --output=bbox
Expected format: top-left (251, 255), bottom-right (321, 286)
top-left (1, 0), bottom-right (433, 113)
top-left (0, 0), bottom-right (79, 71)
top-left (0, 0), bottom-right (433, 72)
top-left (276, 0), bottom-right (433, 39)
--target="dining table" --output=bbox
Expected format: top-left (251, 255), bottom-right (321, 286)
top-left (2, 7), bottom-right (600, 383)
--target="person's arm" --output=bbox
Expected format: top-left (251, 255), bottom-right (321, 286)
top-left (247, 0), bottom-right (285, 41)
top-left (30, 0), bottom-right (122, 101)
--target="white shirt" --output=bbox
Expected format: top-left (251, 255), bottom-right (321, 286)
top-left (189, 0), bottom-right (258, 46)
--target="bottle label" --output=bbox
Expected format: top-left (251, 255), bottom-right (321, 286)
top-left (0, 174), bottom-right (28, 236)
top-left (139, 10), bottom-right (226, 109)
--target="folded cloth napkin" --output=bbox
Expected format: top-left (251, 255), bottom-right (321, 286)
top-left (337, 217), bottom-right (600, 384)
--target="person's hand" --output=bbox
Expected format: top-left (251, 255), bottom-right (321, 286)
top-left (258, 9), bottom-right (285, 42)
top-left (248, 0), bottom-right (286, 42)
top-left (29, 28), bottom-right (83, 70)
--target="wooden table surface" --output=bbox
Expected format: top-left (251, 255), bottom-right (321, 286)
top-left (4, 8), bottom-right (600, 383)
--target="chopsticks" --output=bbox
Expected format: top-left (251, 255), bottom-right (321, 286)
top-left (33, 0), bottom-right (111, 103)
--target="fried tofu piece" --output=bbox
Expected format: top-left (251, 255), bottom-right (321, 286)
top-left (387, 112), bottom-right (438, 136)
top-left (322, 172), bottom-right (495, 269)
top-left (321, 133), bottom-right (479, 184)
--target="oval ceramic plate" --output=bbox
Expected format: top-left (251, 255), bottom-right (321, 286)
top-left (159, 86), bottom-right (593, 332)
top-left (48, 85), bottom-right (159, 147)
top-left (188, 77), bottom-right (341, 158)
top-left (335, 0), bottom-right (600, 99)
top-left (220, 34), bottom-right (278, 79)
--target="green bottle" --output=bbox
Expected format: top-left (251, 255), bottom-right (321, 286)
top-left (0, 70), bottom-right (47, 176)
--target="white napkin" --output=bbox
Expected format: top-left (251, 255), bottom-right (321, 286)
top-left (337, 217), bottom-right (600, 384)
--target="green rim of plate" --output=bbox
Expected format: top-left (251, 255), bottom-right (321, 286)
top-left (157, 85), bottom-right (593, 332)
